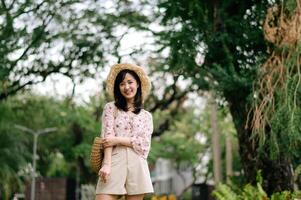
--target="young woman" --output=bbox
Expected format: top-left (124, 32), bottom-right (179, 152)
top-left (95, 63), bottom-right (154, 200)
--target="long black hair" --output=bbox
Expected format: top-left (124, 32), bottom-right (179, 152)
top-left (114, 69), bottom-right (143, 114)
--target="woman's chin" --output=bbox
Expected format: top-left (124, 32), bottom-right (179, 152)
top-left (124, 95), bottom-right (135, 101)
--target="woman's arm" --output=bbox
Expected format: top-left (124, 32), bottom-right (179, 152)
top-left (102, 147), bottom-right (113, 165)
top-left (98, 103), bottom-right (115, 182)
top-left (102, 136), bottom-right (132, 147)
top-left (98, 147), bottom-right (112, 183)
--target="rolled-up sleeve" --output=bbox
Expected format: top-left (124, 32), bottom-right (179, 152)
top-left (130, 112), bottom-right (153, 158)
top-left (101, 103), bottom-right (115, 137)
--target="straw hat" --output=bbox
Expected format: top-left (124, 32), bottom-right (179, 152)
top-left (106, 63), bottom-right (151, 102)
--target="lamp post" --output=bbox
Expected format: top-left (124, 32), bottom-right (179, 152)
top-left (15, 125), bottom-right (57, 200)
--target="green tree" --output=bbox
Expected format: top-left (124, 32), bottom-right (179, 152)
top-left (0, 0), bottom-right (149, 101)
top-left (149, 0), bottom-right (298, 194)
top-left (0, 130), bottom-right (29, 200)
top-left (0, 96), bottom-right (32, 199)
top-left (0, 93), bottom-right (107, 197)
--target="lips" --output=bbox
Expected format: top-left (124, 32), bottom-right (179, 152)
top-left (124, 91), bottom-right (133, 95)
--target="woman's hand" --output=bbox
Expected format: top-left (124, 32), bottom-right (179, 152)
top-left (103, 136), bottom-right (120, 148)
top-left (98, 163), bottom-right (111, 183)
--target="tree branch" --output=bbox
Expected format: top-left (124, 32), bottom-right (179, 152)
top-left (8, 0), bottom-right (17, 10)
top-left (1, 0), bottom-right (7, 10)
top-left (10, 12), bottom-right (55, 71)
top-left (13, 0), bottom-right (47, 19)
top-left (112, 30), bottom-right (129, 63)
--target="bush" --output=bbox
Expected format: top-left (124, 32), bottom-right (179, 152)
top-left (212, 172), bottom-right (301, 200)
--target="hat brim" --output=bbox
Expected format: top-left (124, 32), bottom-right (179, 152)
top-left (106, 63), bottom-right (151, 102)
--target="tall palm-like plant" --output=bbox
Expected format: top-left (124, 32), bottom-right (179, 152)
top-left (0, 130), bottom-right (28, 200)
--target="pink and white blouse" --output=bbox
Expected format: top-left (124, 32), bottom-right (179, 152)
top-left (101, 102), bottom-right (153, 159)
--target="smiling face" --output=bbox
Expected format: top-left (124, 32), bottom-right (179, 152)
top-left (119, 73), bottom-right (139, 102)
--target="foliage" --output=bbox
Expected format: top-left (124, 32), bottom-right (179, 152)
top-left (0, 96), bottom-right (32, 199)
top-left (150, 0), bottom-right (300, 192)
top-left (1, 0), bottom-right (300, 196)
top-left (0, 131), bottom-right (29, 199)
top-left (150, 106), bottom-right (204, 166)
top-left (46, 151), bottom-right (69, 177)
top-left (249, 0), bottom-right (301, 159)
top-left (213, 172), bottom-right (301, 200)
top-left (0, 93), bottom-right (106, 198)
top-left (153, 0), bottom-right (269, 93)
top-left (149, 99), bottom-right (242, 184)
top-left (0, 0), bottom-right (150, 100)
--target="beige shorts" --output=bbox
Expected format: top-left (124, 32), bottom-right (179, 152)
top-left (95, 146), bottom-right (154, 195)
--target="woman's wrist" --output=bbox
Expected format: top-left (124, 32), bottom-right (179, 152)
top-left (116, 137), bottom-right (121, 145)
top-left (102, 161), bottom-right (111, 166)
top-left (118, 137), bottom-right (132, 147)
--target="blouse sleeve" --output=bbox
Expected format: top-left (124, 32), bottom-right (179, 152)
top-left (101, 102), bottom-right (115, 138)
top-left (130, 111), bottom-right (153, 159)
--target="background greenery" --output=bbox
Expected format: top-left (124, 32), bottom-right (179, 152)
top-left (1, 0), bottom-right (301, 199)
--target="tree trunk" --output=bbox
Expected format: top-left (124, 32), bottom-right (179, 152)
top-left (210, 97), bottom-right (223, 184)
top-left (226, 95), bottom-right (294, 195)
top-left (225, 132), bottom-right (233, 183)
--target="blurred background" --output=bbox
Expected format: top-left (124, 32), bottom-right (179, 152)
top-left (1, 0), bottom-right (301, 199)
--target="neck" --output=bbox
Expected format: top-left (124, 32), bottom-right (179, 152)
top-left (126, 101), bottom-right (135, 110)
top-left (126, 98), bottom-right (134, 105)
top-left (127, 103), bottom-right (134, 108)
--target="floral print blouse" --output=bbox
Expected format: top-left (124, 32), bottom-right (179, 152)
top-left (101, 102), bottom-right (153, 159)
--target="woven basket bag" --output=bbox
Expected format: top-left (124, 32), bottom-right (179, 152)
top-left (90, 137), bottom-right (104, 173)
